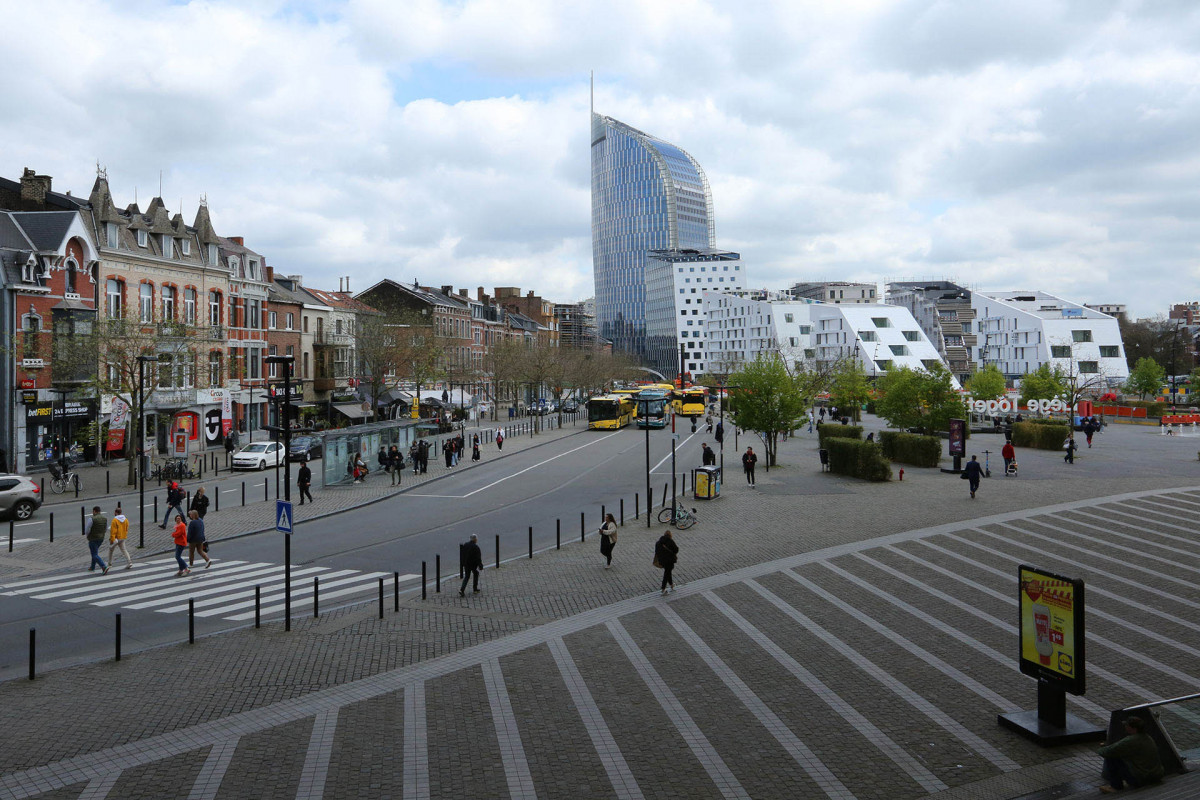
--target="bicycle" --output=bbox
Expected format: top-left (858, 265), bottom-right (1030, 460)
top-left (48, 461), bottom-right (83, 494)
top-left (657, 502), bottom-right (697, 529)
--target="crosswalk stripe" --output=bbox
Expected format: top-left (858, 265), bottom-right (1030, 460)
top-left (0, 559), bottom-right (177, 591)
top-left (23, 561), bottom-right (249, 600)
top-left (64, 562), bottom-right (271, 605)
top-left (192, 570), bottom-right (364, 617)
top-left (101, 564), bottom-right (323, 610)
top-left (222, 573), bottom-right (393, 619)
top-left (155, 567), bottom-right (332, 614)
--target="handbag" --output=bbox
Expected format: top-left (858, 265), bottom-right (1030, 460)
top-left (960, 471), bottom-right (969, 480)
top-left (653, 555), bottom-right (662, 569)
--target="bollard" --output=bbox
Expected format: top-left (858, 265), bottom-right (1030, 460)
top-left (263, 478), bottom-right (268, 502)
top-left (255, 585), bottom-right (261, 628)
top-left (636, 493), bottom-right (640, 523)
top-left (28, 628), bottom-right (35, 681)
top-left (394, 572), bottom-right (399, 612)
top-left (421, 561), bottom-right (427, 600)
top-left (153, 496), bottom-right (158, 524)
top-left (459, 544), bottom-right (464, 579)
top-left (436, 554), bottom-right (441, 593)
top-left (601, 504), bottom-right (606, 525)
top-left (106, 471), bottom-right (110, 494)
top-left (189, 599), bottom-right (195, 644)
top-left (620, 498), bottom-right (625, 525)
top-left (215, 490), bottom-right (219, 512)
top-left (495, 534), bottom-right (500, 569)
top-left (646, 489), bottom-right (651, 527)
top-left (7, 520), bottom-right (11, 553)
top-left (379, 577), bottom-right (385, 618)
top-left (81, 505), bottom-right (85, 535)
top-left (49, 512), bottom-right (54, 542)
top-left (314, 576), bottom-right (319, 618)
top-left (662, 483), bottom-right (668, 508)
top-left (580, 511), bottom-right (585, 542)
top-left (186, 490), bottom-right (191, 508)
top-left (528, 526), bottom-right (533, 559)
top-left (556, 518), bottom-right (561, 550)
top-left (241, 482), bottom-right (245, 506)
top-left (39, 477), bottom-right (44, 496)
top-left (115, 613), bottom-right (122, 661)
top-left (74, 477), bottom-right (79, 499)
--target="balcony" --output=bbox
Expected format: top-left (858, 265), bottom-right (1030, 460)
top-left (313, 376), bottom-right (336, 392)
top-left (156, 322), bottom-right (224, 340)
top-left (313, 330), bottom-right (353, 347)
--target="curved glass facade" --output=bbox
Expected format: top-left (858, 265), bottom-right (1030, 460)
top-left (591, 113), bottom-right (714, 367)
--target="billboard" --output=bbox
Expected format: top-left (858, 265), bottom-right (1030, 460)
top-left (1018, 565), bottom-right (1086, 695)
top-left (948, 418), bottom-right (966, 457)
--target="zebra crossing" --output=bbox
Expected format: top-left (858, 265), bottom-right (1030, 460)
top-left (0, 559), bottom-right (407, 621)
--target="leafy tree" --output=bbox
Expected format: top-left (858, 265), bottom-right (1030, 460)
top-left (1019, 363), bottom-right (1066, 408)
top-left (965, 364), bottom-right (1006, 401)
top-left (1123, 357), bottom-right (1166, 400)
top-left (829, 358), bottom-right (870, 422)
top-left (727, 353), bottom-right (813, 467)
top-left (874, 363), bottom-right (966, 435)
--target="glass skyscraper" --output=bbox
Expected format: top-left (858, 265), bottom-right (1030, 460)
top-left (591, 113), bottom-right (715, 371)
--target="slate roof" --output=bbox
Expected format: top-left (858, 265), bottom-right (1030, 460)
top-left (0, 176), bottom-right (87, 211)
top-left (9, 211), bottom-right (76, 251)
top-left (0, 212), bottom-right (33, 250)
top-left (304, 287), bottom-right (379, 314)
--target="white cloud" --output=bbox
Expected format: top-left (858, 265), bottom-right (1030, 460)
top-left (1, 0), bottom-right (1198, 320)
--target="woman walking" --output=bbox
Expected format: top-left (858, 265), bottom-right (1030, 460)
top-left (599, 513), bottom-right (618, 568)
top-left (108, 505), bottom-right (133, 570)
top-left (186, 509), bottom-right (211, 569)
top-left (654, 530), bottom-right (679, 595)
top-left (472, 440), bottom-right (481, 462)
top-left (171, 514), bottom-right (190, 577)
top-left (189, 487), bottom-right (209, 519)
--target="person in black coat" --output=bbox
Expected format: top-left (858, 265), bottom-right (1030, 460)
top-left (459, 534), bottom-right (483, 596)
top-left (963, 455), bottom-right (984, 499)
top-left (297, 460), bottom-right (313, 504)
top-left (655, 530), bottom-right (679, 595)
top-left (741, 447), bottom-right (758, 486)
top-left (700, 443), bottom-right (716, 466)
top-left (189, 487), bottom-right (210, 519)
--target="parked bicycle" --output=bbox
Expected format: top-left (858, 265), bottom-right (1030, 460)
top-left (47, 459), bottom-right (83, 494)
top-left (149, 458), bottom-right (196, 482)
top-left (657, 502), bottom-right (697, 529)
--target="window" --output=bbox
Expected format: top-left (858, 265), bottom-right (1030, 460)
top-left (64, 259), bottom-right (78, 294)
top-left (208, 351), bottom-right (222, 386)
top-left (1099, 346), bottom-right (1120, 358)
top-left (268, 345), bottom-right (278, 378)
top-left (286, 312), bottom-right (294, 330)
top-left (799, 325), bottom-right (811, 335)
top-left (871, 317), bottom-right (891, 328)
top-left (286, 345), bottom-right (294, 359)
top-left (247, 259), bottom-right (259, 279)
top-left (680, 310), bottom-right (687, 316)
top-left (1078, 361), bottom-right (1099, 373)
top-left (302, 352), bottom-right (310, 378)
top-left (209, 291), bottom-right (221, 326)
top-left (303, 316), bottom-right (309, 333)
top-left (247, 298), bottom-right (261, 329)
top-left (181, 239), bottom-right (190, 256)
top-left (139, 283), bottom-right (154, 322)
top-left (136, 229), bottom-right (147, 247)
top-left (859, 331), bottom-right (877, 342)
top-left (335, 319), bottom-right (342, 335)
top-left (161, 286), bottom-right (175, 321)
top-left (106, 279), bottom-right (123, 318)
top-left (903, 330), bottom-right (920, 342)
top-left (269, 311), bottom-right (277, 329)
top-left (161, 235), bottom-right (172, 258)
top-left (875, 359), bottom-right (893, 371)
top-left (246, 348), bottom-right (261, 379)
top-left (921, 360), bottom-right (941, 371)
top-left (784, 313), bottom-right (794, 323)
top-left (1050, 346), bottom-right (1071, 358)
top-left (207, 243), bottom-right (218, 266)
top-left (184, 288), bottom-right (197, 324)
top-left (106, 223), bottom-right (119, 248)
top-left (1071, 330), bottom-right (1092, 343)
top-left (157, 354), bottom-right (174, 388)
top-left (889, 345), bottom-right (909, 356)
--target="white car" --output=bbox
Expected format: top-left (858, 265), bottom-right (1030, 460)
top-left (232, 442), bottom-right (285, 470)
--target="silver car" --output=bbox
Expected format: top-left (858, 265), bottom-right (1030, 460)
top-left (232, 441), bottom-right (285, 470)
top-left (0, 474), bottom-right (44, 520)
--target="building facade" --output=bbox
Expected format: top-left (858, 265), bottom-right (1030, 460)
top-left (646, 248), bottom-right (746, 379)
top-left (591, 113), bottom-right (715, 368)
top-left (788, 281), bottom-right (878, 304)
top-left (886, 281), bottom-right (978, 384)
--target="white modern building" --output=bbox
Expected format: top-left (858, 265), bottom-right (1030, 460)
top-left (646, 248), bottom-right (747, 378)
top-left (788, 281), bottom-right (879, 304)
top-left (970, 291), bottom-right (1129, 388)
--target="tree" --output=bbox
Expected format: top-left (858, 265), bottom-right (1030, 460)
top-left (829, 358), bottom-right (870, 422)
top-left (389, 316), bottom-right (445, 414)
top-left (1019, 363), bottom-right (1066, 408)
top-left (965, 364), bottom-right (1006, 400)
top-left (874, 363), bottom-right (966, 435)
top-left (727, 353), bottom-right (813, 467)
top-left (1123, 357), bottom-right (1166, 400)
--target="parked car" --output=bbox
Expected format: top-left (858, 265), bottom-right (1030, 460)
top-left (288, 435), bottom-right (323, 462)
top-left (0, 474), bottom-right (43, 520)
top-left (232, 442), bottom-right (286, 470)
top-left (561, 399), bottom-right (579, 413)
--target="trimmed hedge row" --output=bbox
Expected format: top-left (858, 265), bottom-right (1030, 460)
top-left (877, 431), bottom-right (941, 468)
top-left (818, 425), bottom-right (863, 446)
top-left (825, 438), bottom-right (892, 481)
top-left (1012, 421), bottom-right (1071, 450)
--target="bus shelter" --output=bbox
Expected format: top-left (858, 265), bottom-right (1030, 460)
top-left (320, 418), bottom-right (421, 486)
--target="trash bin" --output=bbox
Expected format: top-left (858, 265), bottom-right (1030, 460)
top-left (693, 466), bottom-right (721, 500)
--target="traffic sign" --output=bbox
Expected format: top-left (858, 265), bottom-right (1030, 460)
top-left (276, 500), bottom-right (293, 534)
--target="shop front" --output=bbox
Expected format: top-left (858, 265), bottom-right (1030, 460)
top-left (24, 397), bottom-right (98, 469)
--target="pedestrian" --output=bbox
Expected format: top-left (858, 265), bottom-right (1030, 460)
top-left (705, 414), bottom-right (713, 433)
top-left (159, 481), bottom-right (185, 529)
top-left (224, 432), bottom-right (235, 460)
top-left (654, 530), bottom-right (679, 595)
top-left (472, 441), bottom-right (481, 462)
top-left (352, 453), bottom-right (368, 482)
top-left (1085, 421), bottom-right (1096, 448)
top-left (189, 486), bottom-right (209, 519)
top-left (962, 454), bottom-right (983, 499)
top-left (690, 416), bottom-right (697, 433)
top-left (1064, 436), bottom-right (1077, 464)
top-left (108, 504), bottom-right (132, 570)
top-left (865, 432), bottom-right (874, 443)
top-left (419, 440), bottom-right (429, 473)
top-left (83, 505), bottom-right (109, 574)
top-left (443, 439), bottom-right (453, 468)
top-left (389, 446), bottom-right (403, 486)
top-left (742, 447), bottom-right (757, 486)
top-left (701, 443), bottom-right (716, 466)
top-left (496, 430), bottom-right (504, 451)
top-left (409, 442), bottom-right (420, 475)
top-left (1002, 441), bottom-right (1016, 476)
top-left (378, 445), bottom-right (389, 475)
top-left (459, 533), bottom-right (483, 596)
top-left (1096, 716), bottom-right (1164, 794)
top-left (171, 514), bottom-right (190, 577)
top-left (186, 509), bottom-right (211, 569)
top-left (819, 406), bottom-right (826, 420)
top-left (298, 459), bottom-right (314, 504)
top-left (714, 421), bottom-right (724, 444)
top-left (598, 512), bottom-right (618, 568)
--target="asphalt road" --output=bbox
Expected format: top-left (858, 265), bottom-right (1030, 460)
top-left (0, 420), bottom-right (745, 679)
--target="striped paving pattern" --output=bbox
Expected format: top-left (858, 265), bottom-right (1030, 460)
top-left (0, 560), bottom-right (404, 621)
top-left (5, 488), bottom-right (1200, 799)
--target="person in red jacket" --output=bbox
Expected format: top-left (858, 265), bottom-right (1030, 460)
top-left (1001, 441), bottom-right (1016, 476)
top-left (171, 514), bottom-right (190, 577)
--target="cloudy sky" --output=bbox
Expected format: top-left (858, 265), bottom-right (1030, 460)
top-left (3, 0), bottom-right (1198, 318)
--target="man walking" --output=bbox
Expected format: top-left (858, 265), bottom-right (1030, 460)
top-left (963, 454), bottom-right (984, 499)
top-left (742, 447), bottom-right (758, 487)
top-left (459, 534), bottom-right (483, 596)
top-left (83, 506), bottom-right (109, 574)
top-left (159, 481), bottom-right (185, 530)
top-left (297, 459), bottom-right (313, 505)
top-left (1001, 441), bottom-right (1016, 476)
top-left (701, 443), bottom-right (716, 466)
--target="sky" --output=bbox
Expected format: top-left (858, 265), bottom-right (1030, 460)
top-left (3, 0), bottom-right (1198, 319)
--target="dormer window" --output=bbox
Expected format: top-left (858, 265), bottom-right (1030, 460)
top-left (181, 239), bottom-right (190, 256)
top-left (247, 259), bottom-right (259, 279)
top-left (136, 229), bottom-right (147, 247)
top-left (106, 223), bottom-right (119, 248)
top-left (207, 244), bottom-right (218, 266)
top-left (161, 235), bottom-right (172, 258)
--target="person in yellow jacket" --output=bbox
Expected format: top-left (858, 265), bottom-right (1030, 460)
top-left (108, 505), bottom-right (133, 570)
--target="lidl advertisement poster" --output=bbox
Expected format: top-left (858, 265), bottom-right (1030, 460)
top-left (1019, 566), bottom-right (1085, 694)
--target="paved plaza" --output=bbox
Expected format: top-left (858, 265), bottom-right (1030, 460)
top-left (2, 420), bottom-right (1200, 799)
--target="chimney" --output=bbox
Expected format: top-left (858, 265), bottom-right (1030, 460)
top-left (345, 276), bottom-right (350, 292)
top-left (338, 277), bottom-right (344, 292)
top-left (229, 236), bottom-right (244, 246)
top-left (20, 168), bottom-right (52, 210)
top-left (441, 285), bottom-right (453, 296)
top-left (265, 265), bottom-right (274, 283)
top-left (287, 274), bottom-right (303, 286)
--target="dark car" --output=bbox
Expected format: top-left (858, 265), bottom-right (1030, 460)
top-left (288, 436), bottom-right (324, 462)
top-left (561, 399), bottom-right (579, 413)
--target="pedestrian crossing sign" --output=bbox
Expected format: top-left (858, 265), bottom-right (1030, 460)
top-left (276, 500), bottom-right (293, 534)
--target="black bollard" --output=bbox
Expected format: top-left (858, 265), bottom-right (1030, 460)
top-left (436, 554), bottom-right (441, 593)
top-left (49, 512), bottom-right (54, 542)
top-left (215, 491), bottom-right (219, 512)
top-left (647, 489), bottom-right (651, 527)
top-left (394, 572), bottom-right (399, 612)
top-left (495, 534), bottom-right (500, 569)
top-left (80, 506), bottom-right (85, 535)
top-left (28, 628), bottom-right (35, 681)
top-left (115, 613), bottom-right (121, 661)
top-left (39, 478), bottom-right (44, 496)
top-left (186, 490), bottom-right (191, 508)
top-left (7, 520), bottom-right (11, 553)
top-left (620, 498), bottom-right (625, 526)
top-left (106, 471), bottom-right (110, 494)
top-left (314, 576), bottom-right (319, 618)
top-left (528, 526), bottom-right (533, 559)
top-left (663, 483), bottom-right (668, 508)
top-left (263, 478), bottom-right (267, 502)
top-left (378, 577), bottom-right (385, 618)
top-left (241, 482), bottom-right (245, 506)
top-left (421, 561), bottom-right (427, 600)
top-left (74, 477), bottom-right (79, 498)
top-left (601, 504), bottom-right (606, 525)
top-left (255, 585), bottom-right (261, 628)
top-left (556, 518), bottom-right (561, 550)
top-left (459, 544), bottom-right (464, 579)
top-left (188, 599), bottom-right (195, 644)
top-left (580, 511), bottom-right (585, 542)
top-left (153, 496), bottom-right (158, 525)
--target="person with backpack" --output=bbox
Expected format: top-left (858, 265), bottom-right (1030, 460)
top-left (159, 481), bottom-right (185, 529)
top-left (459, 534), bottom-right (483, 596)
top-left (496, 430), bottom-right (504, 451)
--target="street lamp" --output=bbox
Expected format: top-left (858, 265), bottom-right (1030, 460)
top-left (264, 354), bottom-right (297, 630)
top-left (135, 353), bottom-right (167, 549)
top-left (637, 395), bottom-right (652, 528)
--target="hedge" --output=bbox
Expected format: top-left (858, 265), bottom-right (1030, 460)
top-left (1023, 418), bottom-right (1065, 426)
top-left (1011, 421), bottom-right (1071, 450)
top-left (818, 425), bottom-right (863, 447)
top-left (825, 438), bottom-right (892, 481)
top-left (877, 431), bottom-right (941, 467)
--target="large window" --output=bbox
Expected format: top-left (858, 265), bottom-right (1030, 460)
top-left (161, 286), bottom-right (176, 321)
top-left (268, 345), bottom-right (278, 378)
top-left (889, 344), bottom-right (909, 356)
top-left (269, 311), bottom-right (277, 329)
top-left (229, 295), bottom-right (239, 328)
top-left (1071, 330), bottom-right (1093, 343)
top-left (208, 351), bottom-right (222, 386)
top-left (1078, 361), bottom-right (1099, 373)
top-left (139, 283), bottom-right (154, 322)
top-left (1099, 345), bottom-right (1120, 358)
top-left (209, 291), bottom-right (221, 326)
top-left (106, 279), bottom-right (123, 319)
top-left (245, 348), bottom-right (261, 380)
top-left (247, 298), bottom-right (261, 329)
top-left (184, 288), bottom-right (197, 324)
top-left (871, 317), bottom-right (892, 328)
top-left (157, 354), bottom-right (174, 388)
top-left (286, 312), bottom-right (294, 330)
top-left (859, 331), bottom-right (878, 342)
top-left (1050, 345), bottom-right (1071, 358)
top-left (902, 330), bottom-right (920, 342)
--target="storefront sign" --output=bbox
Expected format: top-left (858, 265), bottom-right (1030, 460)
top-left (25, 400), bottom-right (94, 422)
top-left (19, 379), bottom-right (35, 389)
top-left (21, 390), bottom-right (38, 405)
top-left (1018, 565), bottom-right (1086, 695)
top-left (268, 382), bottom-right (303, 400)
top-left (107, 396), bottom-right (130, 451)
top-left (967, 397), bottom-right (1068, 415)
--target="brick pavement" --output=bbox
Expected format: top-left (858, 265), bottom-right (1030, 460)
top-left (2, 420), bottom-right (1200, 799)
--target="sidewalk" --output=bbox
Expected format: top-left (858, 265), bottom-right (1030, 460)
top-left (2, 421), bottom-right (1199, 799)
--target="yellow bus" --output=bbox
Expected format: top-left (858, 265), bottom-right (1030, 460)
top-left (610, 387), bottom-right (641, 420)
top-left (588, 395), bottom-right (636, 430)
top-left (673, 386), bottom-right (708, 417)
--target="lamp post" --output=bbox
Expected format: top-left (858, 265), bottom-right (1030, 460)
top-left (135, 354), bottom-right (165, 548)
top-left (264, 354), bottom-right (296, 629)
top-left (638, 396), bottom-right (651, 527)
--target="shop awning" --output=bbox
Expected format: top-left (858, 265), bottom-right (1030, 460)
top-left (332, 402), bottom-right (370, 419)
top-left (292, 402), bottom-right (319, 409)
